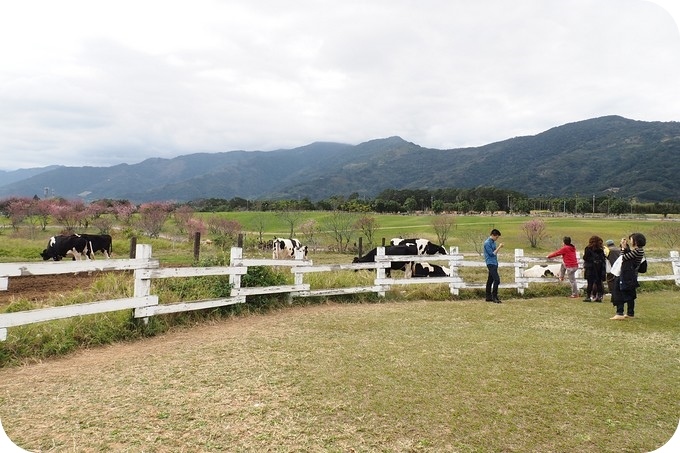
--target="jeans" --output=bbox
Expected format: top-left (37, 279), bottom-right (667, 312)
top-left (486, 264), bottom-right (500, 298)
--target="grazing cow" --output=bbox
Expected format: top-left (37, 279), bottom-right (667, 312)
top-left (272, 237), bottom-right (308, 259)
top-left (352, 244), bottom-right (419, 276)
top-left (40, 235), bottom-right (90, 261)
top-left (75, 233), bottom-right (112, 259)
top-left (523, 263), bottom-right (562, 278)
top-left (390, 238), bottom-right (447, 255)
top-left (410, 262), bottom-right (451, 278)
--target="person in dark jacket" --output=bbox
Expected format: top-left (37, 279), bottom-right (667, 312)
top-left (582, 235), bottom-right (607, 302)
top-left (610, 233), bottom-right (646, 320)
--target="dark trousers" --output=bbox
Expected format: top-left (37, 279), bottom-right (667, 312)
top-left (615, 300), bottom-right (635, 316)
top-left (486, 264), bottom-right (500, 298)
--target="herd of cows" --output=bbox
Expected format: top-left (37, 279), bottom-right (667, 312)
top-left (39, 234), bottom-right (564, 280)
top-left (270, 236), bottom-right (451, 278)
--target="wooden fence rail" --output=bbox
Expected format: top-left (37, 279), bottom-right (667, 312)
top-left (1, 245), bottom-right (678, 341)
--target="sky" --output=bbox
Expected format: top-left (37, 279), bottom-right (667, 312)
top-left (1, 0), bottom-right (680, 172)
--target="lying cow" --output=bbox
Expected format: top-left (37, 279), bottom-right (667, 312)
top-left (40, 235), bottom-right (90, 261)
top-left (410, 262), bottom-right (451, 278)
top-left (390, 238), bottom-right (447, 255)
top-left (353, 244), bottom-right (418, 277)
top-left (75, 233), bottom-right (112, 259)
top-left (523, 263), bottom-right (563, 278)
top-left (272, 237), bottom-right (308, 259)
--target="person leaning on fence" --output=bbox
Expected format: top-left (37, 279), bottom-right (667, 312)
top-left (547, 236), bottom-right (579, 298)
top-left (604, 239), bottom-right (621, 294)
top-left (610, 233), bottom-right (646, 320)
top-left (484, 228), bottom-right (504, 303)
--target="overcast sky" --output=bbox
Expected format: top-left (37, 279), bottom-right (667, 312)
top-left (1, 0), bottom-right (679, 171)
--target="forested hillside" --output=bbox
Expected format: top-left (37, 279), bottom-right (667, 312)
top-left (0, 116), bottom-right (678, 203)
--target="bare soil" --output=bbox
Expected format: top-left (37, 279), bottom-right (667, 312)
top-left (0, 273), bottom-right (102, 305)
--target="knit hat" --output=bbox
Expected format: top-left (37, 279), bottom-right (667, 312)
top-left (605, 239), bottom-right (615, 246)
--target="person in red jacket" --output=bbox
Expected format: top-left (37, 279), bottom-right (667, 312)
top-left (547, 236), bottom-right (579, 298)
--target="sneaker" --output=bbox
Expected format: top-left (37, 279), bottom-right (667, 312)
top-left (568, 294), bottom-right (579, 298)
top-left (594, 298), bottom-right (602, 303)
top-left (624, 314), bottom-right (635, 319)
top-left (610, 315), bottom-right (626, 320)
top-left (583, 298), bottom-right (592, 302)
top-left (493, 298), bottom-right (502, 304)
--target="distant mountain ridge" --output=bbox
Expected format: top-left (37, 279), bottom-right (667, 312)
top-left (0, 116), bottom-right (678, 203)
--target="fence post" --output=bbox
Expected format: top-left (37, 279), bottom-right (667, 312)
top-left (193, 232), bottom-right (201, 262)
top-left (129, 236), bottom-right (137, 259)
top-left (671, 251), bottom-right (680, 287)
top-left (229, 247), bottom-right (243, 291)
top-left (515, 249), bottom-right (525, 295)
top-left (376, 247), bottom-right (386, 297)
top-left (133, 244), bottom-right (153, 325)
top-left (448, 246), bottom-right (461, 296)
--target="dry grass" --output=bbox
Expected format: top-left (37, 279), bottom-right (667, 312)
top-left (1, 293), bottom-right (679, 452)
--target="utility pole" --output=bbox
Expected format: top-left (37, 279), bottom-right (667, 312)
top-left (592, 194), bottom-right (595, 214)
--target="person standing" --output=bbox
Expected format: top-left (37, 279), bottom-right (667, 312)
top-left (547, 236), bottom-right (579, 298)
top-left (604, 239), bottom-right (621, 295)
top-left (610, 233), bottom-right (646, 320)
top-left (484, 229), bottom-right (504, 303)
top-left (582, 235), bottom-right (607, 302)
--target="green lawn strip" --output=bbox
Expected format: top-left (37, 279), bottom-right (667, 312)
top-left (1, 293), bottom-right (677, 451)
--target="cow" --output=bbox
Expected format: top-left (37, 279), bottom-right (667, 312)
top-left (523, 263), bottom-right (563, 278)
top-left (352, 244), bottom-right (419, 277)
top-left (75, 233), bottom-right (112, 259)
top-left (410, 262), bottom-right (451, 278)
top-left (390, 238), bottom-right (447, 255)
top-left (40, 235), bottom-right (90, 261)
top-left (272, 237), bottom-right (308, 259)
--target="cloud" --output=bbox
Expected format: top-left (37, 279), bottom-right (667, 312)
top-left (0, 0), bottom-right (679, 170)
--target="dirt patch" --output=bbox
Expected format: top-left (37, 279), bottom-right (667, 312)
top-left (0, 273), bottom-right (102, 305)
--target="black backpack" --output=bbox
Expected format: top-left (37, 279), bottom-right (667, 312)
top-left (638, 258), bottom-right (648, 274)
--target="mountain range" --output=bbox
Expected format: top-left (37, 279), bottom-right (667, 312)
top-left (0, 115), bottom-right (678, 203)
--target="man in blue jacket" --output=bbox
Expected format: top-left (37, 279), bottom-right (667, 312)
top-left (484, 228), bottom-right (504, 303)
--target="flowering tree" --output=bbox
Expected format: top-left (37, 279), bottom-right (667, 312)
top-left (522, 218), bottom-right (548, 248)
top-left (49, 199), bottom-right (87, 233)
top-left (173, 205), bottom-right (195, 235)
top-left (137, 202), bottom-right (173, 238)
top-left (113, 201), bottom-right (136, 225)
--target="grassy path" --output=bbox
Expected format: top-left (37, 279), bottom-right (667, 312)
top-left (1, 292), bottom-right (679, 452)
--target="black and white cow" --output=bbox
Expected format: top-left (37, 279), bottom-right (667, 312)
top-left (410, 262), bottom-right (451, 278)
top-left (390, 238), bottom-right (447, 255)
top-left (40, 235), bottom-right (90, 261)
top-left (272, 237), bottom-right (308, 259)
top-left (75, 233), bottom-right (112, 259)
top-left (352, 244), bottom-right (419, 276)
top-left (523, 263), bottom-right (562, 278)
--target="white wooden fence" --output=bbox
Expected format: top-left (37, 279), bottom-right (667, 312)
top-left (1, 245), bottom-right (678, 341)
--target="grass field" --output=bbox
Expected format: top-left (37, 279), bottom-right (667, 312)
top-left (1, 292), bottom-right (678, 452)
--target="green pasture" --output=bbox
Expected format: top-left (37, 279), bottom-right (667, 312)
top-left (0, 213), bottom-right (676, 264)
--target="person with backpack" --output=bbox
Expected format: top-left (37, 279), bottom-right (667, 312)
top-left (610, 233), bottom-right (646, 320)
top-left (547, 236), bottom-right (579, 298)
